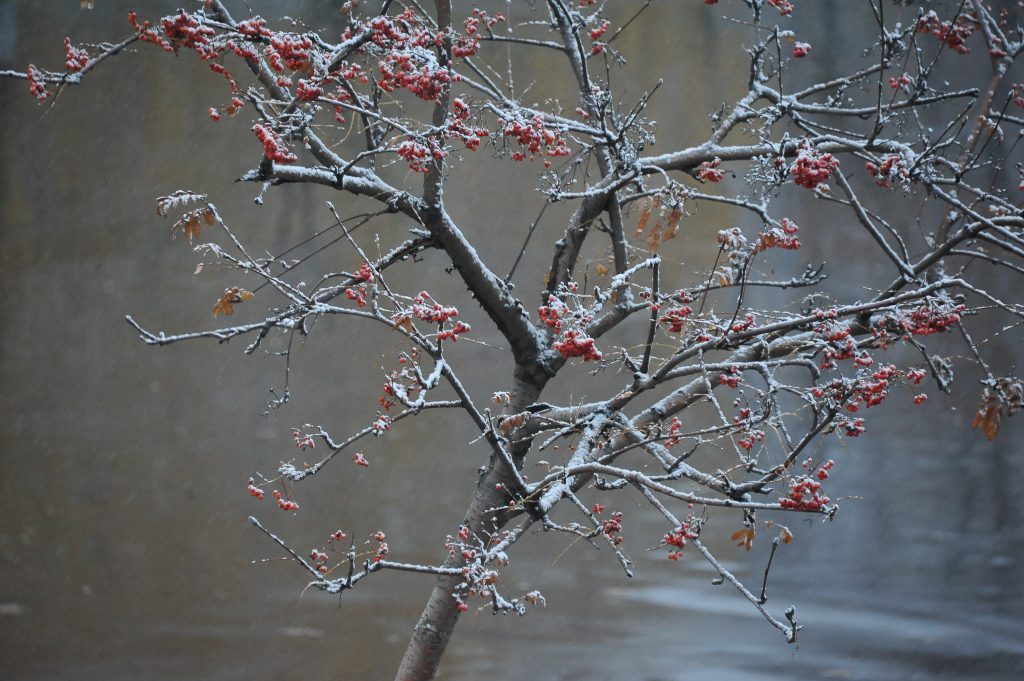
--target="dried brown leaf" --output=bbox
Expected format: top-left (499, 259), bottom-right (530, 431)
top-left (971, 398), bottom-right (1000, 441)
top-left (635, 196), bottom-right (658, 237)
top-left (212, 287), bottom-right (253, 318)
top-left (731, 527), bottom-right (755, 551)
top-left (663, 207), bottom-right (683, 241)
top-left (595, 264), bottom-right (609, 277)
top-left (646, 220), bottom-right (663, 253)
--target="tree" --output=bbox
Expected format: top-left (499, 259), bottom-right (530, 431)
top-left (4, 0), bottom-right (1023, 679)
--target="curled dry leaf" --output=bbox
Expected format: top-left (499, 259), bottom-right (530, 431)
top-left (595, 264), bottom-right (609, 277)
top-left (765, 519), bottom-right (792, 543)
top-left (971, 396), bottom-right (1000, 441)
top-left (662, 206), bottom-right (683, 242)
top-left (635, 196), bottom-right (659, 238)
top-left (731, 526), bottom-right (756, 551)
top-left (391, 315), bottom-right (414, 333)
top-left (172, 207), bottom-right (216, 241)
top-left (212, 286), bottom-right (253, 318)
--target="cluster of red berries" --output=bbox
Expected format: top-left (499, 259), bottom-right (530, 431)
top-left (865, 155), bottom-right (909, 188)
top-left (553, 329), bottom-right (602, 361)
top-left (310, 547), bottom-right (330, 574)
top-left (664, 519), bottom-right (698, 560)
top-left (372, 412), bottom-right (391, 437)
top-left (500, 113), bottom-right (570, 164)
top-left (448, 98), bottom-right (490, 152)
top-left (370, 531), bottom-right (389, 563)
top-left (252, 124), bottom-right (298, 163)
top-left (779, 460), bottom-right (834, 511)
top-left (63, 38), bottom-right (89, 72)
top-left (790, 144), bottom-right (839, 189)
top-left (697, 157), bottom-right (725, 182)
top-left (589, 19), bottom-right (610, 54)
top-left (665, 417), bottom-right (683, 447)
top-left (396, 139), bottom-right (447, 173)
top-left (293, 430), bottom-right (316, 450)
top-left (730, 313), bottom-right (756, 333)
top-left (455, 8), bottom-right (505, 57)
top-left (737, 427), bottom-right (765, 452)
top-left (720, 366), bottom-right (743, 389)
top-left (754, 218), bottom-right (802, 253)
top-left (792, 42), bottom-right (812, 58)
top-left (412, 291), bottom-right (459, 323)
top-left (272, 489), bottom-right (300, 511)
top-left (248, 479), bottom-right (265, 500)
top-left (599, 511), bottom-right (624, 545)
top-left (659, 305), bottom-right (694, 334)
top-left (26, 65), bottom-right (48, 101)
top-left (916, 10), bottom-right (975, 55)
top-left (888, 73), bottom-right (912, 90)
top-left (295, 79), bottom-right (322, 101)
top-left (437, 321), bottom-right (472, 342)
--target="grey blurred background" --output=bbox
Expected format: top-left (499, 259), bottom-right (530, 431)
top-left (2, 2), bottom-right (1023, 680)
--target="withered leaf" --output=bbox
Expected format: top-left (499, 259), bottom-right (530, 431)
top-left (391, 315), bottom-right (414, 332)
top-left (663, 206), bottom-right (683, 242)
top-left (635, 196), bottom-right (658, 237)
top-left (171, 207), bottom-right (215, 242)
top-left (212, 287), bottom-right (253, 318)
top-left (646, 220), bottom-right (663, 253)
top-left (731, 527), bottom-right (755, 551)
top-left (595, 264), bottom-right (609, 277)
top-left (971, 398), bottom-right (1000, 441)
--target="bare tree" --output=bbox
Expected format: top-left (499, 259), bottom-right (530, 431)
top-left (5, 0), bottom-right (1024, 679)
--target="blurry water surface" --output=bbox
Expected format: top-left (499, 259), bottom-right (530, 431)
top-left (2, 2), bottom-right (1023, 680)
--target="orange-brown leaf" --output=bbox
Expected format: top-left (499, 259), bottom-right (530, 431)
top-left (635, 196), bottom-right (657, 237)
top-left (646, 220), bottom-right (663, 253)
top-left (780, 526), bottom-right (794, 544)
top-left (663, 206), bottom-right (683, 241)
top-left (212, 287), bottom-right (253, 318)
top-left (731, 527), bottom-right (755, 551)
top-left (971, 399), bottom-right (1000, 441)
top-left (391, 315), bottom-right (414, 332)
top-left (595, 264), bottom-right (609, 277)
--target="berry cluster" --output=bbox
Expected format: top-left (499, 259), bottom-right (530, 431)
top-left (792, 42), bottom-right (811, 58)
top-left (790, 143), bottom-right (839, 189)
top-left (779, 460), bottom-right (834, 511)
top-left (865, 155), bottom-right (909, 188)
top-left (658, 305), bottom-right (693, 334)
top-left (916, 10), bottom-right (976, 55)
top-left (272, 489), bottom-right (300, 511)
top-left (697, 157), bottom-right (725, 182)
top-left (500, 112), bottom-right (570, 164)
top-left (664, 517), bottom-right (699, 560)
top-left (252, 124), bottom-right (298, 163)
top-left (63, 38), bottom-right (89, 73)
top-left (599, 510), bottom-right (624, 545)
